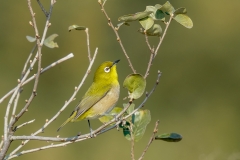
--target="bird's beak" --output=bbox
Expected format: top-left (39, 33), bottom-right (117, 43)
top-left (110, 59), bottom-right (120, 68)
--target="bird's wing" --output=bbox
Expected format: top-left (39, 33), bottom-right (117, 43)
top-left (74, 82), bottom-right (111, 120)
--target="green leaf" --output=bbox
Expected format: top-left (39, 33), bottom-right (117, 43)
top-left (68, 25), bottom-right (87, 32)
top-left (174, 7), bottom-right (187, 15)
top-left (99, 107), bottom-right (123, 124)
top-left (123, 73), bottom-right (146, 99)
top-left (118, 11), bottom-right (152, 22)
top-left (123, 103), bottom-right (135, 115)
top-left (146, 6), bottom-right (165, 21)
top-left (123, 109), bottom-right (151, 142)
top-left (139, 17), bottom-right (154, 30)
top-left (155, 133), bottom-right (182, 142)
top-left (173, 14), bottom-right (193, 29)
top-left (138, 24), bottom-right (162, 37)
top-left (26, 36), bottom-right (36, 42)
top-left (43, 34), bottom-right (59, 48)
top-left (155, 1), bottom-right (175, 15)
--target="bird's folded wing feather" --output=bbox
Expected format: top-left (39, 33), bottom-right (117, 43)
top-left (74, 83), bottom-right (111, 120)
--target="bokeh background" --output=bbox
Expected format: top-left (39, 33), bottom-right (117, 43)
top-left (1, 0), bottom-right (240, 160)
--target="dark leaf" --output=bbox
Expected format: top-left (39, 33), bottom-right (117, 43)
top-left (155, 133), bottom-right (182, 142)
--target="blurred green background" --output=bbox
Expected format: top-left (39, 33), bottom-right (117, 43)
top-left (1, 0), bottom-right (240, 160)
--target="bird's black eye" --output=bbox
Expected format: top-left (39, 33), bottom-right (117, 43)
top-left (104, 67), bottom-right (110, 73)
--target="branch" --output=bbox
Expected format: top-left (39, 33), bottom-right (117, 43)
top-left (13, 119), bottom-right (35, 131)
top-left (138, 120), bottom-right (160, 160)
top-left (0, 53), bottom-right (74, 104)
top-left (98, 1), bottom-right (136, 73)
top-left (85, 28), bottom-right (92, 62)
top-left (129, 124), bottom-right (135, 160)
top-left (36, 0), bottom-right (48, 17)
top-left (154, 16), bottom-right (173, 58)
top-left (7, 49), bottom-right (98, 157)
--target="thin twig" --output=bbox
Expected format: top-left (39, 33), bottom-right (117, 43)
top-left (36, 0), bottom-right (48, 17)
top-left (85, 28), bottom-right (92, 62)
top-left (14, 119), bottom-right (35, 131)
top-left (8, 49), bottom-right (98, 157)
top-left (138, 120), bottom-right (160, 160)
top-left (21, 44), bottom-right (37, 79)
top-left (9, 90), bottom-right (21, 124)
top-left (144, 32), bottom-right (153, 53)
top-left (0, 136), bottom-right (3, 150)
top-left (154, 16), bottom-right (173, 58)
top-left (129, 124), bottom-right (135, 160)
top-left (98, 2), bottom-right (136, 73)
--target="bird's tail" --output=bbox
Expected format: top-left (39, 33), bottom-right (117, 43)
top-left (57, 111), bottom-right (77, 132)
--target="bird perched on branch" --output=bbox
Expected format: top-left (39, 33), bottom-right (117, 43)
top-left (57, 60), bottom-right (120, 136)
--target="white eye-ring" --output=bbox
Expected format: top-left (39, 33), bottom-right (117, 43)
top-left (104, 67), bottom-right (110, 73)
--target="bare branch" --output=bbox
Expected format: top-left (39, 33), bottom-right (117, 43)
top-left (154, 16), bottom-right (173, 58)
top-left (36, 0), bottom-right (48, 17)
top-left (0, 53), bottom-right (74, 104)
top-left (129, 124), bottom-right (135, 160)
top-left (99, 2), bottom-right (136, 73)
top-left (8, 49), bottom-right (98, 157)
top-left (85, 28), bottom-right (92, 62)
top-left (14, 119), bottom-right (35, 131)
top-left (138, 120), bottom-right (160, 160)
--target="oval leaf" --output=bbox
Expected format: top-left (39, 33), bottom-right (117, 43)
top-left (68, 25), bottom-right (86, 32)
top-left (155, 133), bottom-right (182, 142)
top-left (118, 11), bottom-right (152, 22)
top-left (174, 7), bottom-right (187, 15)
top-left (43, 34), bottom-right (59, 48)
top-left (155, 1), bottom-right (175, 15)
top-left (146, 6), bottom-right (165, 21)
top-left (173, 14), bottom-right (193, 29)
top-left (123, 73), bottom-right (146, 99)
top-left (123, 109), bottom-right (151, 142)
top-left (99, 107), bottom-right (123, 124)
top-left (138, 24), bottom-right (162, 37)
top-left (139, 17), bottom-right (154, 30)
top-left (26, 36), bottom-right (36, 42)
top-left (123, 103), bottom-right (135, 115)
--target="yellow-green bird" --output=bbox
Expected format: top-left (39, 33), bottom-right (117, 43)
top-left (57, 60), bottom-right (120, 134)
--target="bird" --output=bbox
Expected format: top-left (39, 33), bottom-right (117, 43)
top-left (57, 60), bottom-right (120, 136)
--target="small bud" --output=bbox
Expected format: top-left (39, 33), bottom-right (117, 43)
top-left (57, 135), bottom-right (59, 138)
top-left (30, 60), bottom-right (32, 63)
top-left (108, 23), bottom-right (111, 26)
top-left (41, 68), bottom-right (43, 71)
top-left (48, 23), bottom-right (51, 27)
top-left (25, 99), bottom-right (28, 103)
top-left (46, 119), bottom-right (49, 123)
top-left (73, 98), bottom-right (76, 101)
top-left (29, 21), bottom-right (33, 26)
top-left (26, 109), bottom-right (28, 112)
top-left (98, 0), bottom-right (102, 5)
top-left (117, 38), bottom-right (120, 41)
top-left (74, 86), bottom-right (77, 90)
top-left (21, 141), bottom-right (24, 145)
top-left (17, 79), bottom-right (21, 83)
top-left (65, 100), bottom-right (67, 103)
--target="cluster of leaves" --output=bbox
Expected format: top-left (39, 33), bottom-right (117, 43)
top-left (118, 1), bottom-right (193, 37)
top-left (26, 34), bottom-right (59, 48)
